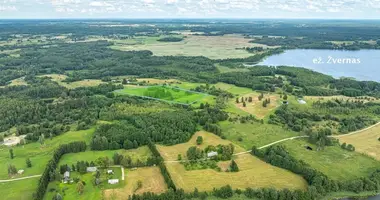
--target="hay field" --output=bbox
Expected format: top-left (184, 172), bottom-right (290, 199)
top-left (39, 74), bottom-right (104, 89)
top-left (157, 131), bottom-right (245, 161)
top-left (338, 123), bottom-right (380, 160)
top-left (165, 154), bottom-right (307, 192)
top-left (104, 167), bottom-right (167, 200)
top-left (233, 93), bottom-right (281, 119)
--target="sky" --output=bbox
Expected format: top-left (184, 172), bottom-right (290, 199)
top-left (1, 0), bottom-right (380, 19)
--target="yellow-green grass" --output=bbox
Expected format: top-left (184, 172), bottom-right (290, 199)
top-left (104, 167), bottom-right (167, 200)
top-left (158, 131), bottom-right (307, 191)
top-left (110, 35), bottom-right (274, 59)
top-left (39, 74), bottom-right (105, 89)
top-left (157, 131), bottom-right (246, 161)
top-left (220, 121), bottom-right (299, 149)
top-left (44, 168), bottom-right (124, 200)
top-left (213, 82), bottom-right (252, 95)
top-left (0, 128), bottom-right (95, 179)
top-left (232, 92), bottom-right (281, 119)
top-left (216, 64), bottom-right (250, 73)
top-left (0, 177), bottom-right (39, 200)
top-left (59, 146), bottom-right (152, 165)
top-left (114, 85), bottom-right (207, 105)
top-left (136, 78), bottom-right (180, 84)
top-left (337, 123), bottom-right (380, 160)
top-left (0, 77), bottom-right (28, 88)
top-left (282, 139), bottom-right (380, 181)
top-left (165, 153), bottom-right (307, 192)
top-left (322, 191), bottom-right (380, 200)
top-left (304, 95), bottom-right (380, 104)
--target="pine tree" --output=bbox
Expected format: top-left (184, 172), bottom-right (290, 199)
top-left (243, 101), bottom-right (246, 107)
top-left (230, 160), bottom-right (239, 172)
top-left (26, 158), bottom-right (32, 168)
top-left (236, 97), bottom-right (239, 103)
top-left (9, 148), bottom-right (14, 159)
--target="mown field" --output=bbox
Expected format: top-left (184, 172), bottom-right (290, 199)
top-left (0, 128), bottom-right (95, 200)
top-left (39, 74), bottom-right (105, 89)
top-left (157, 131), bottom-right (245, 161)
top-left (110, 34), bottom-right (273, 59)
top-left (220, 121), bottom-right (299, 149)
top-left (59, 146), bottom-right (153, 166)
top-left (104, 167), bottom-right (167, 200)
top-left (114, 85), bottom-right (207, 105)
top-left (337, 123), bottom-right (380, 160)
top-left (157, 131), bottom-right (307, 192)
top-left (232, 92), bottom-right (282, 119)
top-left (282, 139), bottom-right (380, 181)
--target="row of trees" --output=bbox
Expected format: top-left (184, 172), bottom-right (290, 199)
top-left (34, 141), bottom-right (87, 200)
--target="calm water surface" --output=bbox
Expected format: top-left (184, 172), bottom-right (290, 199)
top-left (258, 49), bottom-right (380, 82)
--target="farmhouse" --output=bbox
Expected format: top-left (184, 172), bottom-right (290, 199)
top-left (87, 167), bottom-right (97, 172)
top-left (108, 179), bottom-right (119, 184)
top-left (207, 151), bottom-right (218, 158)
top-left (63, 171), bottom-right (70, 183)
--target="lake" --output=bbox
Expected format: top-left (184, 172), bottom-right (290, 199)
top-left (257, 49), bottom-right (380, 82)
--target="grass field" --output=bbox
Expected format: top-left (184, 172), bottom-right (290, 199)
top-left (114, 85), bottom-right (207, 105)
top-left (0, 128), bottom-right (95, 200)
top-left (220, 121), bottom-right (299, 150)
top-left (39, 74), bottom-right (105, 89)
top-left (104, 167), bottom-right (167, 200)
top-left (232, 92), bottom-right (281, 119)
top-left (158, 131), bottom-right (307, 191)
top-left (304, 95), bottom-right (380, 103)
top-left (337, 123), bottom-right (380, 160)
top-left (1, 177), bottom-right (39, 200)
top-left (157, 131), bottom-right (246, 161)
top-left (59, 146), bottom-right (153, 166)
top-left (110, 34), bottom-right (273, 59)
top-left (216, 64), bottom-right (250, 73)
top-left (165, 153), bottom-right (307, 192)
top-left (44, 167), bottom-right (124, 200)
top-left (282, 139), bottom-right (380, 181)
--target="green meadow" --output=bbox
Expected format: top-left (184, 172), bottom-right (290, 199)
top-left (115, 86), bottom-right (207, 105)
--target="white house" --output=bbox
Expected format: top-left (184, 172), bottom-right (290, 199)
top-left (86, 167), bottom-right (97, 172)
top-left (108, 179), bottom-right (119, 184)
top-left (63, 171), bottom-right (70, 178)
top-left (107, 169), bottom-right (114, 174)
top-left (207, 151), bottom-right (218, 158)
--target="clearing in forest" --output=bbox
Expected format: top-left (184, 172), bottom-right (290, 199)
top-left (104, 167), bottom-right (167, 200)
top-left (233, 92), bottom-right (281, 119)
top-left (39, 74), bottom-right (105, 89)
top-left (337, 123), bottom-right (380, 160)
top-left (114, 85), bottom-right (208, 105)
top-left (157, 131), bottom-right (307, 192)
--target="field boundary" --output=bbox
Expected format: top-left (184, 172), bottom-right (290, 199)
top-left (114, 85), bottom-right (209, 105)
top-left (0, 174), bottom-right (41, 183)
top-left (165, 121), bottom-right (380, 163)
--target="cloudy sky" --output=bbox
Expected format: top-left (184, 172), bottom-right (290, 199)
top-left (1, 0), bottom-right (380, 19)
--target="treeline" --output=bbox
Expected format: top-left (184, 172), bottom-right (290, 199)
top-left (147, 141), bottom-right (176, 191)
top-left (34, 141), bottom-right (87, 200)
top-left (251, 36), bottom-right (380, 50)
top-left (252, 145), bottom-right (380, 197)
top-left (157, 37), bottom-right (184, 42)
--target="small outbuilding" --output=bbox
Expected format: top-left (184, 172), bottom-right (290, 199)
top-left (107, 169), bottom-right (114, 174)
top-left (17, 169), bottom-right (24, 175)
top-left (207, 151), bottom-right (218, 158)
top-left (108, 179), bottom-right (119, 184)
top-left (86, 167), bottom-right (97, 172)
top-left (298, 99), bottom-right (307, 104)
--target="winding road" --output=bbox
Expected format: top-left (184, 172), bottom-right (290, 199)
top-left (2, 122), bottom-right (380, 181)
